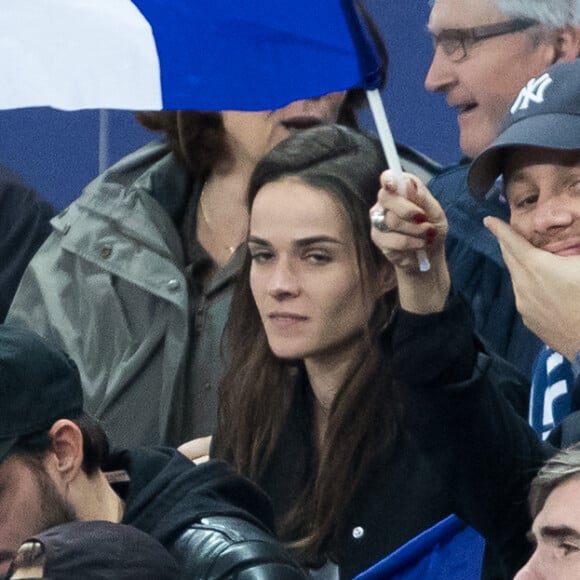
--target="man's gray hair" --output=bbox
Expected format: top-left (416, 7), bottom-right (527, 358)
top-left (528, 445), bottom-right (580, 519)
top-left (428, 0), bottom-right (579, 26)
top-left (498, 0), bottom-right (578, 27)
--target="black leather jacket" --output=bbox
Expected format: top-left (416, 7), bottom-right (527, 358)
top-left (172, 516), bottom-right (306, 579)
top-left (109, 448), bottom-right (306, 580)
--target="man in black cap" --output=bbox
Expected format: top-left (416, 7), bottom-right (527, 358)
top-left (468, 58), bottom-right (580, 444)
top-left (0, 324), bottom-right (305, 579)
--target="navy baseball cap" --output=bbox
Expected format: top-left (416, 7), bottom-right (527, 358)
top-left (0, 325), bottom-right (83, 463)
top-left (468, 59), bottom-right (580, 198)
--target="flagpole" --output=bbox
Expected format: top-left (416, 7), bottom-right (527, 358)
top-left (98, 109), bottom-right (110, 174)
top-left (366, 89), bottom-right (431, 272)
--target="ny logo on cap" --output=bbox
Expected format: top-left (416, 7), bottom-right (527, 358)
top-left (510, 73), bottom-right (553, 114)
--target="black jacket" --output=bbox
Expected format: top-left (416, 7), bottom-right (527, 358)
top-left (428, 162), bottom-right (542, 377)
top-left (106, 447), bottom-right (306, 579)
top-left (255, 298), bottom-right (547, 579)
top-left (0, 165), bottom-right (55, 322)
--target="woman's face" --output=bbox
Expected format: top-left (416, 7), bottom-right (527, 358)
top-left (248, 176), bottom-right (382, 365)
top-left (221, 92), bottom-right (346, 166)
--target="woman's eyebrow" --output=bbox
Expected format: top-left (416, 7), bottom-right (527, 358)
top-left (248, 235), bottom-right (343, 247)
top-left (294, 236), bottom-right (343, 248)
top-left (247, 236), bottom-right (270, 246)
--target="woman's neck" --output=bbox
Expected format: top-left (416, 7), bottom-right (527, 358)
top-left (196, 164), bottom-right (251, 267)
top-left (306, 340), bottom-right (367, 449)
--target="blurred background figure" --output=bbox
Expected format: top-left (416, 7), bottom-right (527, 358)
top-left (0, 164), bottom-right (54, 322)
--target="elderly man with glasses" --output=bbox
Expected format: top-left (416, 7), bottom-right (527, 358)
top-left (422, 0), bottom-right (580, 383)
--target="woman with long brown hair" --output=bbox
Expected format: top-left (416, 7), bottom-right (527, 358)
top-left (213, 124), bottom-right (545, 579)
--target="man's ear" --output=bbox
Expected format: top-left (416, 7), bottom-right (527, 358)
top-left (45, 419), bottom-right (85, 485)
top-left (553, 25), bottom-right (580, 62)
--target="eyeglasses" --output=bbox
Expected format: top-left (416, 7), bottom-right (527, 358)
top-left (430, 18), bottom-right (539, 62)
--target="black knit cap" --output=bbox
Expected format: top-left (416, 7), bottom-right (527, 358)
top-left (0, 324), bottom-right (83, 463)
top-left (468, 59), bottom-right (580, 199)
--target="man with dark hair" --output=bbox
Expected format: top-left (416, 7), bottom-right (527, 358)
top-left (468, 59), bottom-right (580, 442)
top-left (513, 445), bottom-right (580, 578)
top-left (0, 324), bottom-right (305, 579)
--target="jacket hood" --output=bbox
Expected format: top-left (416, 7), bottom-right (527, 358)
top-left (108, 447), bottom-right (276, 545)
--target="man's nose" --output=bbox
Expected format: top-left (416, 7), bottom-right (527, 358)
top-left (424, 46), bottom-right (456, 94)
top-left (533, 195), bottom-right (574, 234)
top-left (512, 550), bottom-right (543, 580)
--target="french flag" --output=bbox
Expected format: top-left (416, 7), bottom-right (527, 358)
top-left (0, 0), bottom-right (382, 111)
top-left (354, 515), bottom-right (486, 580)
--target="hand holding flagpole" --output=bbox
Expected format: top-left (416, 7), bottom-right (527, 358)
top-left (366, 89), bottom-right (431, 272)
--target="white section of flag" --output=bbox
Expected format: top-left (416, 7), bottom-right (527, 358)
top-left (0, 0), bottom-right (162, 110)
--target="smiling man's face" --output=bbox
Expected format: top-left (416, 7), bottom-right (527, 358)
top-left (504, 147), bottom-right (580, 255)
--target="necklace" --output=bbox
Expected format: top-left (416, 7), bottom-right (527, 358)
top-left (199, 185), bottom-right (243, 255)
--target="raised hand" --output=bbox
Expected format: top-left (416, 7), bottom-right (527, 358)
top-left (370, 169), bottom-right (450, 314)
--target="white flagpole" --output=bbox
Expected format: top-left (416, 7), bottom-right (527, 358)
top-left (366, 89), bottom-right (431, 272)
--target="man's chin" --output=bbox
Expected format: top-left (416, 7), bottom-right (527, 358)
top-left (458, 120), bottom-right (497, 159)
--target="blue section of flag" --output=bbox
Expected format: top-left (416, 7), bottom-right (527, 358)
top-left (131, 0), bottom-right (382, 110)
top-left (354, 515), bottom-right (485, 580)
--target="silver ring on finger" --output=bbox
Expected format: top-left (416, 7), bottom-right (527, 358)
top-left (371, 209), bottom-right (388, 232)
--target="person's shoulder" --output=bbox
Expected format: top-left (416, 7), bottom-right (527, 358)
top-left (80, 140), bottom-right (192, 221)
top-left (547, 410), bottom-right (580, 449)
top-left (428, 158), bottom-right (510, 221)
top-left (82, 140), bottom-right (175, 198)
top-left (0, 163), bottom-right (55, 218)
top-left (397, 143), bottom-right (443, 184)
top-left (482, 346), bottom-right (531, 419)
top-left (427, 159), bottom-right (471, 196)
top-left (0, 163), bottom-right (25, 186)
top-left (172, 515), bottom-right (307, 579)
